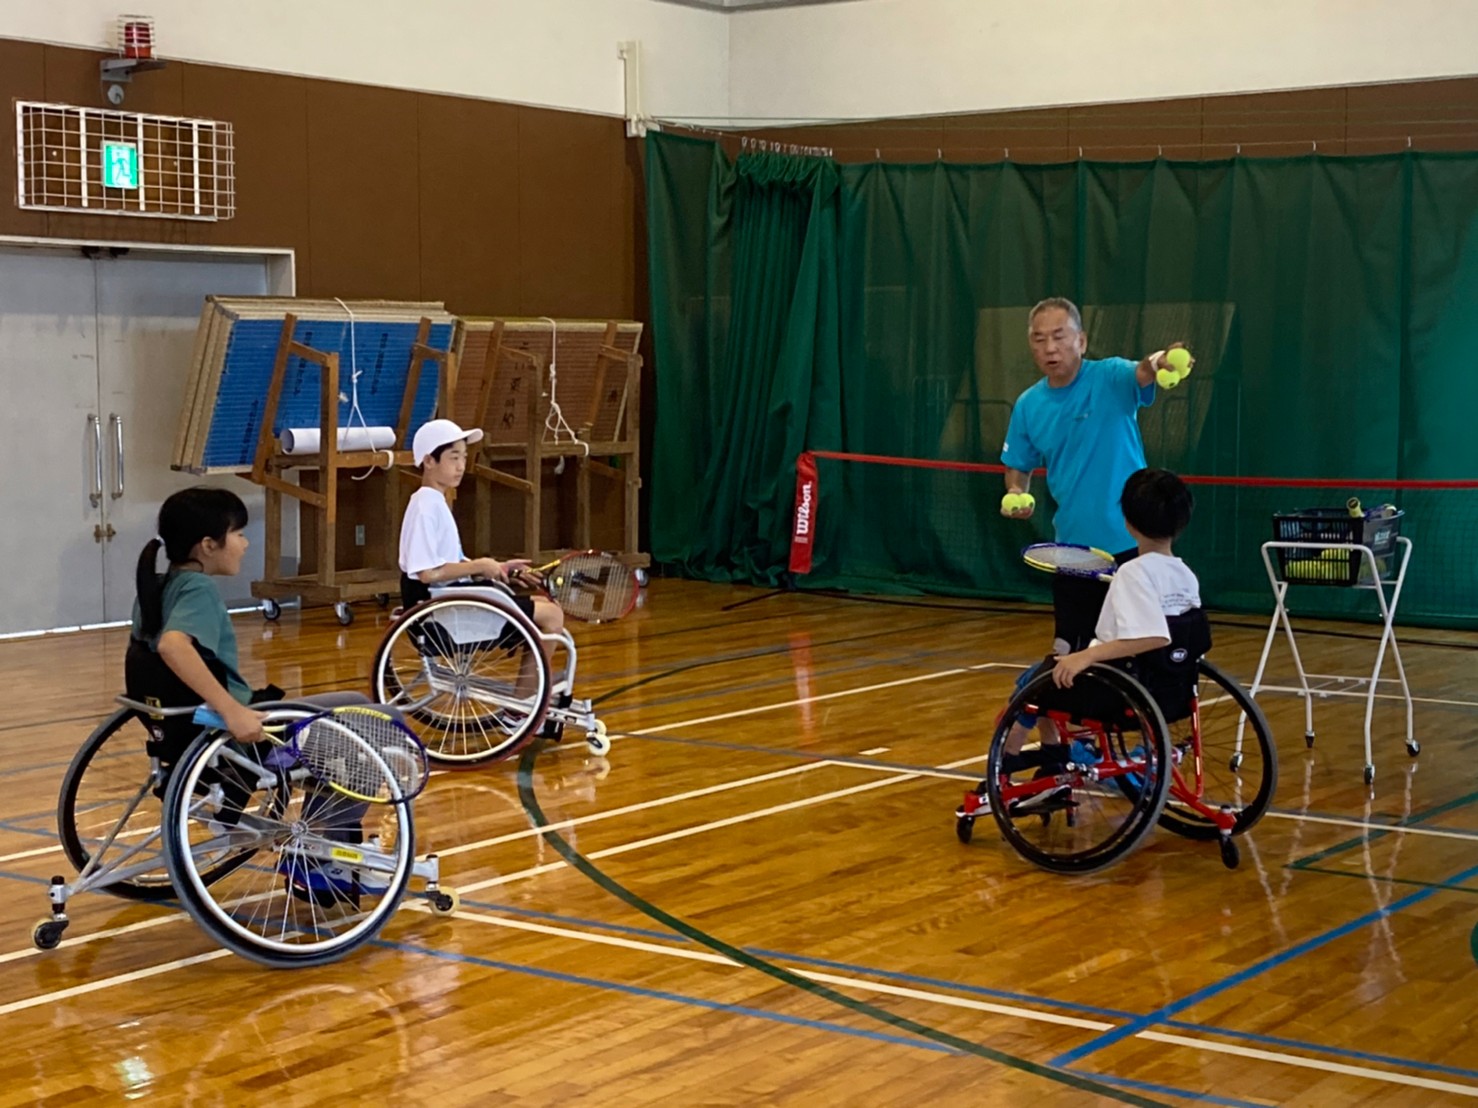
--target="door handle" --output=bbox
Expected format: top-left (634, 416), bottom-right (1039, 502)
top-left (88, 414), bottom-right (103, 507)
top-left (110, 413), bottom-right (125, 499)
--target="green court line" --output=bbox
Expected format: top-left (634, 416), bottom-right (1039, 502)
top-left (514, 747), bottom-right (1169, 1108)
top-left (1288, 790), bottom-right (1478, 869)
top-left (1296, 865), bottom-right (1478, 896)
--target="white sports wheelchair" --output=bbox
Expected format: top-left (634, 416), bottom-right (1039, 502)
top-left (41, 693), bottom-right (456, 968)
top-left (370, 581), bottom-right (612, 763)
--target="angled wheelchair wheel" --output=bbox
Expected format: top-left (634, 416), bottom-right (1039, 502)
top-left (163, 730), bottom-right (415, 968)
top-left (1157, 659), bottom-right (1278, 841)
top-left (58, 709), bottom-right (173, 901)
top-left (371, 595), bottom-right (552, 764)
top-left (986, 666), bottom-right (1171, 875)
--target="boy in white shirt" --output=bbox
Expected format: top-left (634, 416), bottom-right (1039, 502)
top-left (991, 468), bottom-right (1201, 809)
top-left (399, 418), bottom-right (568, 732)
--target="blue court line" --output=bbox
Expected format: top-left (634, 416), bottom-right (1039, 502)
top-left (372, 937), bottom-right (957, 1055)
top-left (1060, 1070), bottom-right (1267, 1108)
top-left (0, 819), bottom-right (56, 840)
top-left (1159, 1020), bottom-right (1478, 1084)
top-left (1287, 790), bottom-right (1478, 869)
top-left (462, 897), bottom-right (1137, 1021)
top-left (1050, 860), bottom-right (1478, 1068)
top-left (465, 898), bottom-right (1478, 1084)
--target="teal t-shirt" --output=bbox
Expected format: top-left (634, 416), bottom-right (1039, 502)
top-left (130, 570), bottom-right (252, 705)
top-left (1000, 357), bottom-right (1155, 552)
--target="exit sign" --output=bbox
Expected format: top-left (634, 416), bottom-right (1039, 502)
top-left (101, 141), bottom-right (139, 190)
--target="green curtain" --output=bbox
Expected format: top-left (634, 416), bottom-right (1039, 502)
top-left (647, 134), bottom-right (841, 582)
top-left (647, 133), bottom-right (1478, 627)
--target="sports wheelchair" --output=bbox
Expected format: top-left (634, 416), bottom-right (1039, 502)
top-left (370, 582), bottom-right (611, 763)
top-left (40, 692), bottom-right (457, 968)
top-left (956, 612), bottom-right (1277, 874)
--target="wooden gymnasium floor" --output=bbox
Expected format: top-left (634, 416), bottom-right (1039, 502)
top-left (1, 579), bottom-right (1475, 1106)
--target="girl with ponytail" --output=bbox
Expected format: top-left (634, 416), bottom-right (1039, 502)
top-left (129, 487), bottom-right (264, 743)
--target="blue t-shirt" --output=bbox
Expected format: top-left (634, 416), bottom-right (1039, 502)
top-left (1000, 357), bottom-right (1155, 552)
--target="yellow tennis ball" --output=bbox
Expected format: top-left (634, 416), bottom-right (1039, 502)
top-left (1319, 548), bottom-right (1345, 562)
top-left (1001, 492), bottom-right (1022, 512)
top-left (1020, 492), bottom-right (1035, 510)
top-left (1165, 348), bottom-right (1193, 375)
top-left (1156, 367), bottom-right (1180, 389)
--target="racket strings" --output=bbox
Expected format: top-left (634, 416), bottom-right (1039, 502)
top-left (291, 711), bottom-right (429, 802)
top-left (548, 555), bottom-right (635, 621)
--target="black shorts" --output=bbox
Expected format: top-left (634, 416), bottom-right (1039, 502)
top-left (400, 572), bottom-right (536, 620)
top-left (1050, 547), bottom-right (1138, 653)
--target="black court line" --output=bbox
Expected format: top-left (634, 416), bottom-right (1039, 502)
top-left (513, 746), bottom-right (1168, 1107)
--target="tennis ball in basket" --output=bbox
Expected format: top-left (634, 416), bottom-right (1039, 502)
top-left (1156, 367), bottom-right (1180, 389)
top-left (1165, 347), bottom-right (1193, 376)
top-left (1319, 548), bottom-right (1345, 561)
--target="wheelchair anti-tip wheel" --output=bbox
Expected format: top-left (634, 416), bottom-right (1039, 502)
top-left (371, 595), bottom-right (553, 764)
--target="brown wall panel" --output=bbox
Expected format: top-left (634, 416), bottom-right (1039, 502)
top-left (1200, 88), bottom-right (1348, 158)
top-left (303, 80), bottom-right (421, 299)
top-left (180, 64), bottom-right (312, 272)
top-left (940, 109), bottom-right (1073, 164)
top-left (0, 38), bottom-right (48, 237)
top-left (1068, 99), bottom-right (1203, 161)
top-left (416, 93), bottom-right (521, 314)
top-left (1347, 77), bottom-right (1478, 154)
top-left (514, 108), bottom-right (631, 318)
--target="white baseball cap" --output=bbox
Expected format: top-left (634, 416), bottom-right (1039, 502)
top-left (412, 418), bottom-right (484, 466)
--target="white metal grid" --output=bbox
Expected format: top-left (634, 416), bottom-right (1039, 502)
top-left (16, 101), bottom-right (235, 221)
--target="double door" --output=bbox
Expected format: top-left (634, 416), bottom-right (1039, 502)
top-left (0, 246), bottom-right (281, 635)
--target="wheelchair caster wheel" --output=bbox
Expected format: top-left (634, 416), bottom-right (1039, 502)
top-left (335, 602), bottom-right (354, 627)
top-left (634, 567), bottom-right (649, 588)
top-left (262, 599), bottom-right (281, 622)
top-left (1406, 740), bottom-right (1420, 757)
top-left (430, 888), bottom-right (460, 916)
top-left (32, 918), bottom-right (66, 951)
top-left (1228, 752), bottom-right (1243, 772)
top-left (1219, 837), bottom-right (1240, 870)
top-left (1363, 765), bottom-right (1375, 786)
top-left (955, 815), bottom-right (974, 844)
top-left (586, 733), bottom-right (612, 757)
top-left (375, 593), bottom-right (390, 609)
top-left (1304, 731), bottom-right (1316, 749)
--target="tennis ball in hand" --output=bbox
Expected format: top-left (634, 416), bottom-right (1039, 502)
top-left (1156, 367), bottom-right (1181, 389)
top-left (1165, 347), bottom-right (1193, 376)
top-left (1001, 492), bottom-right (1035, 514)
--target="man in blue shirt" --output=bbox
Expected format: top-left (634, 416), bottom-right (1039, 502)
top-left (1001, 297), bottom-right (1183, 654)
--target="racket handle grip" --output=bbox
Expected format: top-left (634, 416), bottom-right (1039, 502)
top-left (193, 706), bottom-right (226, 729)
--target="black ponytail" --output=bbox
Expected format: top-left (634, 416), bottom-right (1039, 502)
top-left (135, 487), bottom-right (249, 638)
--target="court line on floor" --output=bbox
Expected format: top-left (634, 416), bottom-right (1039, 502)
top-left (377, 938), bottom-right (960, 1056)
top-left (1050, 860), bottom-right (1478, 1075)
top-left (511, 751), bottom-right (1168, 1108)
top-left (461, 897), bottom-right (1478, 1087)
top-left (434, 901), bottom-right (1478, 1100)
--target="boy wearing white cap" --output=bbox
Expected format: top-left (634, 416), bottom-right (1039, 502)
top-left (399, 416), bottom-right (566, 651)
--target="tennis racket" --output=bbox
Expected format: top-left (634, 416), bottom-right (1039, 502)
top-left (512, 551), bottom-right (639, 623)
top-left (1022, 543), bottom-right (1117, 581)
top-left (195, 704), bottom-right (430, 804)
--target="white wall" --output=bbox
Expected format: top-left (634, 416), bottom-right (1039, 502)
top-left (0, 0), bottom-right (729, 119)
top-left (726, 0), bottom-right (1478, 123)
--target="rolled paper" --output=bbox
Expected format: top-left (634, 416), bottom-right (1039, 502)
top-left (279, 426), bottom-right (396, 455)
